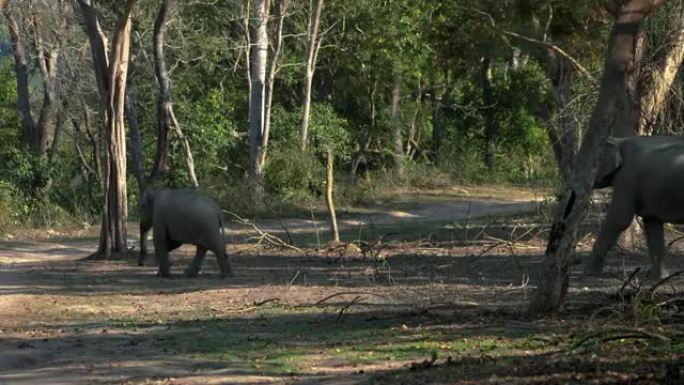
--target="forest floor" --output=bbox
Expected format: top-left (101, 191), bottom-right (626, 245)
top-left (0, 186), bottom-right (683, 385)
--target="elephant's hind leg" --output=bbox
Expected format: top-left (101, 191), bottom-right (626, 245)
top-left (644, 217), bottom-right (668, 280)
top-left (216, 249), bottom-right (233, 277)
top-left (585, 200), bottom-right (635, 275)
top-left (185, 246), bottom-right (207, 277)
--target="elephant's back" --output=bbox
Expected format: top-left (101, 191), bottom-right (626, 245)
top-left (153, 190), bottom-right (223, 245)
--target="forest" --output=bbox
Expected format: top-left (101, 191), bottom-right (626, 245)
top-left (1, 0), bottom-right (684, 384)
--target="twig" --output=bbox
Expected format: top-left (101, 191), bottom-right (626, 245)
top-left (502, 30), bottom-right (597, 84)
top-left (618, 267), bottom-right (641, 295)
top-left (316, 291), bottom-right (388, 305)
top-left (288, 270), bottom-right (301, 286)
top-left (573, 328), bottom-right (670, 348)
top-left (336, 295), bottom-right (361, 322)
top-left (647, 269), bottom-right (684, 295)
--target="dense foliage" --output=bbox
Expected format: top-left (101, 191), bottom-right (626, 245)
top-left (0, 0), bottom-right (681, 232)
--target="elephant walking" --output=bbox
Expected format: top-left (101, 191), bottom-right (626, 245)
top-left (585, 135), bottom-right (684, 279)
top-left (139, 189), bottom-right (233, 278)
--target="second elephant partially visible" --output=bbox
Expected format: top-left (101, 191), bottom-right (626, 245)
top-left (585, 135), bottom-right (684, 279)
top-left (139, 189), bottom-right (233, 278)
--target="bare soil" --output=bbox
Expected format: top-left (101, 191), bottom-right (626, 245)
top-left (1, 192), bottom-right (683, 385)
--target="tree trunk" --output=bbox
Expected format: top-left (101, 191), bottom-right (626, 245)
top-left (637, 10), bottom-right (684, 135)
top-left (259, 0), bottom-right (288, 171)
top-left (300, 0), bottom-right (324, 150)
top-left (390, 75), bottom-right (404, 175)
top-left (248, 0), bottom-right (269, 197)
top-left (482, 54), bottom-right (497, 170)
top-left (152, 0), bottom-right (199, 188)
top-left (543, 52), bottom-right (579, 182)
top-left (77, 0), bottom-right (136, 259)
top-left (125, 85), bottom-right (146, 195)
top-left (325, 149), bottom-right (339, 243)
top-left (531, 0), bottom-right (667, 314)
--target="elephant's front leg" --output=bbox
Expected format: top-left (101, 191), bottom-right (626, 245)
top-left (644, 217), bottom-right (668, 280)
top-left (585, 199), bottom-right (635, 275)
top-left (139, 223), bottom-right (151, 266)
top-left (185, 246), bottom-right (207, 277)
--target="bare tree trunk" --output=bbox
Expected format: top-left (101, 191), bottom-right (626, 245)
top-left (325, 149), bottom-right (339, 243)
top-left (248, 0), bottom-right (269, 197)
top-left (543, 52), bottom-right (579, 182)
top-left (125, 85), bottom-right (146, 195)
top-left (482, 54), bottom-right (498, 170)
top-left (77, 0), bottom-right (136, 259)
top-left (390, 75), bottom-right (404, 175)
top-left (406, 77), bottom-right (422, 158)
top-left (531, 0), bottom-right (667, 314)
top-left (351, 79), bottom-right (377, 178)
top-left (152, 0), bottom-right (199, 188)
top-left (300, 0), bottom-right (324, 150)
top-left (260, 0), bottom-right (288, 170)
top-left (637, 10), bottom-right (684, 135)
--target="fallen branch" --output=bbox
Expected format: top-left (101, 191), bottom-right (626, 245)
top-left (227, 212), bottom-right (304, 253)
top-left (618, 267), bottom-right (642, 296)
top-left (316, 291), bottom-right (389, 305)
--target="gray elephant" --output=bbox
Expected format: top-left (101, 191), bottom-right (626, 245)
top-left (139, 188), bottom-right (233, 278)
top-left (585, 135), bottom-right (684, 279)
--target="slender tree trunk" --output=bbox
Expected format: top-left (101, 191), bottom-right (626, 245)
top-left (77, 0), bottom-right (136, 259)
top-left (325, 149), bottom-right (339, 242)
top-left (248, 0), bottom-right (269, 197)
top-left (260, 0), bottom-right (288, 171)
top-left (390, 75), bottom-right (404, 175)
top-left (300, 0), bottom-right (324, 150)
top-left (125, 85), bottom-right (146, 195)
top-left (543, 52), bottom-right (579, 182)
top-left (531, 0), bottom-right (667, 314)
top-left (482, 54), bottom-right (498, 170)
top-left (152, 0), bottom-right (199, 188)
top-left (406, 77), bottom-right (422, 158)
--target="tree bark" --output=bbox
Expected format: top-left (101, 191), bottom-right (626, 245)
top-left (300, 0), bottom-right (324, 150)
top-left (390, 75), bottom-right (404, 175)
top-left (77, 0), bottom-right (136, 259)
top-left (248, 0), bottom-right (269, 197)
top-left (531, 0), bottom-right (668, 314)
top-left (125, 85), bottom-right (146, 195)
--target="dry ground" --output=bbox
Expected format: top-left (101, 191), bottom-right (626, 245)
top-left (0, 192), bottom-right (683, 385)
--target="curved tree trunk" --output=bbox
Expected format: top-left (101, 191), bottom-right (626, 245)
top-left (300, 0), bottom-right (324, 150)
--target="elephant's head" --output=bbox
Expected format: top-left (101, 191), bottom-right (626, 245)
top-left (594, 137), bottom-right (623, 189)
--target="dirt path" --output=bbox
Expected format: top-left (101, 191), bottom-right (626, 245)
top-left (2, 194), bottom-right (680, 385)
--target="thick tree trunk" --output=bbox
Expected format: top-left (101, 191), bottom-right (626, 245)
top-left (482, 55), bottom-right (498, 170)
top-left (531, 0), bottom-right (667, 314)
top-left (300, 0), bottom-right (324, 150)
top-left (248, 0), bottom-right (269, 197)
top-left (390, 75), bottom-right (404, 175)
top-left (77, 0), bottom-right (136, 259)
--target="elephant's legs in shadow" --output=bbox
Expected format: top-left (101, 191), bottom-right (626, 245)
top-left (586, 201), bottom-right (634, 274)
top-left (185, 246), bottom-right (207, 277)
top-left (644, 217), bottom-right (668, 279)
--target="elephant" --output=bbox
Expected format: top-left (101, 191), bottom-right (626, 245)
top-left (139, 188), bottom-right (233, 278)
top-left (585, 135), bottom-right (684, 279)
